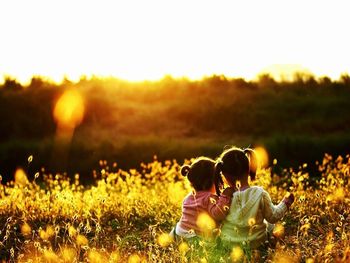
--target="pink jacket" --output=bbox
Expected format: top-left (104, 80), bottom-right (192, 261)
top-left (178, 191), bottom-right (232, 236)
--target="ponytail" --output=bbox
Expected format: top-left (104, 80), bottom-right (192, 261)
top-left (180, 157), bottom-right (216, 192)
top-left (244, 148), bottom-right (257, 180)
top-left (214, 160), bottom-right (224, 195)
top-left (180, 165), bottom-right (191, 177)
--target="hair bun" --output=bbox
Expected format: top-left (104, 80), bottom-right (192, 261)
top-left (180, 165), bottom-right (191, 177)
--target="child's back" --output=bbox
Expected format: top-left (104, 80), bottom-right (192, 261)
top-left (220, 186), bottom-right (287, 248)
top-left (170, 157), bottom-right (233, 239)
top-left (177, 190), bottom-right (231, 237)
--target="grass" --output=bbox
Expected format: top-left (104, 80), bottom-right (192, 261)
top-left (0, 153), bottom-right (349, 262)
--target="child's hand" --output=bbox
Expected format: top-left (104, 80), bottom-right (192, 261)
top-left (222, 187), bottom-right (235, 197)
top-left (283, 192), bottom-right (295, 208)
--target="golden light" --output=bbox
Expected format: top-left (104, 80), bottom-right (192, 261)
top-left (157, 233), bottom-right (173, 247)
top-left (334, 187), bottom-right (345, 202)
top-left (68, 226), bottom-right (77, 237)
top-left (88, 250), bottom-right (107, 263)
top-left (272, 223), bottom-right (285, 238)
top-left (253, 146), bottom-right (269, 168)
top-left (21, 223), bottom-right (32, 236)
top-left (178, 242), bottom-right (190, 255)
top-left (60, 247), bottom-right (76, 263)
top-left (1, 1), bottom-right (349, 83)
top-left (271, 250), bottom-right (298, 263)
top-left (109, 251), bottom-right (120, 262)
top-left (43, 250), bottom-right (59, 263)
top-left (27, 155), bottom-right (33, 163)
top-left (39, 225), bottom-right (55, 241)
top-left (258, 64), bottom-right (314, 82)
top-left (196, 212), bottom-right (216, 237)
top-left (231, 246), bottom-right (244, 262)
top-left (76, 234), bottom-right (89, 246)
top-left (284, 192), bottom-right (292, 199)
top-left (53, 89), bottom-right (85, 130)
top-left (14, 168), bottom-right (28, 186)
top-left (46, 225), bottom-right (55, 238)
top-left (248, 217), bottom-right (256, 227)
top-left (128, 254), bottom-right (141, 263)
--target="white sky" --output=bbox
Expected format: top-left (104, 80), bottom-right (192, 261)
top-left (1, 0), bottom-right (350, 83)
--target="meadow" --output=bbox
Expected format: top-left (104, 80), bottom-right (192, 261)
top-left (1, 74), bottom-right (350, 182)
top-left (0, 153), bottom-right (349, 262)
top-left (0, 74), bottom-right (349, 262)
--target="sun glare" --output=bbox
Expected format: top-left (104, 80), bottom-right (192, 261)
top-left (53, 90), bottom-right (85, 130)
top-left (253, 146), bottom-right (269, 168)
top-left (14, 168), bottom-right (28, 186)
top-left (0, 0), bottom-right (349, 83)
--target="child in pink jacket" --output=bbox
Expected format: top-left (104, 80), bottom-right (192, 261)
top-left (170, 157), bottom-right (234, 240)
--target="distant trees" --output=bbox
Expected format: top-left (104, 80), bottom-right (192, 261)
top-left (28, 77), bottom-right (45, 89)
top-left (340, 74), bottom-right (350, 84)
top-left (257, 74), bottom-right (276, 89)
top-left (0, 73), bottom-right (349, 180)
top-left (1, 73), bottom-right (350, 92)
top-left (1, 77), bottom-right (23, 91)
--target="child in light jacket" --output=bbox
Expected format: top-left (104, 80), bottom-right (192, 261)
top-left (216, 147), bottom-right (294, 249)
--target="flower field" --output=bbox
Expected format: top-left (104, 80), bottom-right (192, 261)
top-left (0, 154), bottom-right (349, 262)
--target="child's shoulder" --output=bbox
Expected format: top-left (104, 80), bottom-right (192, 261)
top-left (248, 185), bottom-right (265, 192)
top-left (183, 192), bottom-right (194, 201)
top-left (249, 186), bottom-right (273, 200)
top-left (183, 191), bottom-right (212, 202)
top-left (245, 186), bottom-right (266, 197)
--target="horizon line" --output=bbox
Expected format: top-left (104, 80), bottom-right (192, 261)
top-left (1, 71), bottom-right (350, 86)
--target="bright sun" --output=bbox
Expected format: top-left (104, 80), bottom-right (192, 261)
top-left (0, 0), bottom-right (349, 84)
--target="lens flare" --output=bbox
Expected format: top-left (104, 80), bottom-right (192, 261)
top-left (43, 250), bottom-right (59, 262)
top-left (76, 234), bottom-right (88, 246)
top-left (196, 212), bottom-right (216, 237)
top-left (231, 246), bottom-right (244, 262)
top-left (157, 233), bottom-right (173, 247)
top-left (253, 146), bottom-right (269, 168)
top-left (60, 247), bottom-right (76, 263)
top-left (178, 242), bottom-right (190, 255)
top-left (128, 254), bottom-right (141, 263)
top-left (273, 223), bottom-right (285, 238)
top-left (248, 217), bottom-right (256, 227)
top-left (21, 223), bottom-right (32, 236)
top-left (14, 168), bottom-right (28, 186)
top-left (53, 89), bottom-right (84, 130)
top-left (88, 250), bottom-right (107, 263)
top-left (109, 251), bottom-right (120, 262)
top-left (52, 89), bottom-right (85, 169)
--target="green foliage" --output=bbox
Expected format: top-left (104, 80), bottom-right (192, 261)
top-left (0, 75), bottom-right (350, 180)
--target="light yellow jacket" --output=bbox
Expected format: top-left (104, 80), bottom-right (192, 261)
top-left (220, 186), bottom-right (287, 248)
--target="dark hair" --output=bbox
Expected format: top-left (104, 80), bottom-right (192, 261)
top-left (216, 147), bottom-right (258, 191)
top-left (214, 160), bottom-right (224, 195)
top-left (244, 148), bottom-right (258, 179)
top-left (180, 157), bottom-right (216, 192)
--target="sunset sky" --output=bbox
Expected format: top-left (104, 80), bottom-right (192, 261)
top-left (1, 0), bottom-right (349, 83)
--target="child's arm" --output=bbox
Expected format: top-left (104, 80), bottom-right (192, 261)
top-left (261, 190), bottom-right (292, 224)
top-left (207, 188), bottom-right (233, 221)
